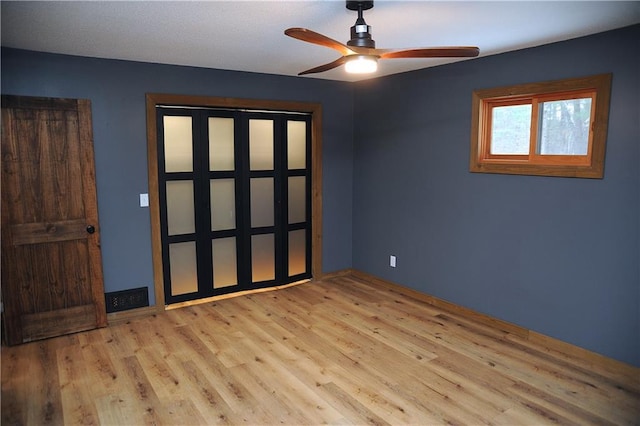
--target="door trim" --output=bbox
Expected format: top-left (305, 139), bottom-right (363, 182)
top-left (146, 93), bottom-right (323, 310)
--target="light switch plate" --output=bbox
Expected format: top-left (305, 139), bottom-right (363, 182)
top-left (140, 193), bottom-right (149, 207)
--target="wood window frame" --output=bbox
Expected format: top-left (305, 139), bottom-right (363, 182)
top-left (146, 94), bottom-right (323, 310)
top-left (470, 73), bottom-right (612, 178)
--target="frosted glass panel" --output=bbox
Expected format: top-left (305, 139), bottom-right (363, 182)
top-left (163, 116), bottom-right (193, 172)
top-left (209, 117), bottom-right (235, 171)
top-left (166, 181), bottom-right (195, 235)
top-left (287, 121), bottom-right (306, 170)
top-left (252, 234), bottom-right (275, 282)
top-left (250, 178), bottom-right (274, 228)
top-left (288, 176), bottom-right (306, 224)
top-left (210, 179), bottom-right (235, 231)
top-left (213, 238), bottom-right (237, 289)
top-left (169, 242), bottom-right (197, 296)
top-left (249, 119), bottom-right (273, 170)
top-left (288, 230), bottom-right (306, 276)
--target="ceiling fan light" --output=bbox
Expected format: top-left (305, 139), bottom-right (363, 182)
top-left (345, 55), bottom-right (378, 74)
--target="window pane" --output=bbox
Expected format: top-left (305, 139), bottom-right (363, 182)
top-left (163, 116), bottom-right (193, 172)
top-left (490, 104), bottom-right (531, 155)
top-left (169, 242), bottom-right (197, 296)
top-left (287, 120), bottom-right (306, 169)
top-left (166, 181), bottom-right (194, 235)
top-left (210, 179), bottom-right (235, 231)
top-left (250, 178), bottom-right (274, 228)
top-left (209, 117), bottom-right (235, 171)
top-left (288, 230), bottom-right (306, 276)
top-left (249, 119), bottom-right (274, 170)
top-left (288, 176), bottom-right (306, 224)
top-left (252, 234), bottom-right (275, 282)
top-left (538, 98), bottom-right (591, 155)
top-left (212, 237), bottom-right (237, 289)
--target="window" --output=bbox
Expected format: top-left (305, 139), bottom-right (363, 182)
top-left (470, 74), bottom-right (612, 178)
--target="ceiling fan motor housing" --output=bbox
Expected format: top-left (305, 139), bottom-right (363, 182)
top-left (348, 22), bottom-right (375, 48)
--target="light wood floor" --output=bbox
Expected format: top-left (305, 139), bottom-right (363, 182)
top-left (2, 274), bottom-right (639, 425)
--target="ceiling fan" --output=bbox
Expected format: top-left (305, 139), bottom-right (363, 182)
top-left (285, 0), bottom-right (480, 76)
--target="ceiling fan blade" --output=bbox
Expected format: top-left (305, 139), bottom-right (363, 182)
top-left (298, 57), bottom-right (349, 76)
top-left (379, 47), bottom-right (480, 59)
top-left (285, 28), bottom-right (356, 56)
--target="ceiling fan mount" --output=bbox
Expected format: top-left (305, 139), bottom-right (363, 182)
top-left (346, 1), bottom-right (373, 12)
top-left (284, 0), bottom-right (480, 75)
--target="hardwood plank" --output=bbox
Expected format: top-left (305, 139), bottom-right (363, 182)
top-left (2, 274), bottom-right (638, 425)
top-left (56, 344), bottom-right (100, 425)
top-left (239, 336), bottom-right (345, 423)
top-left (525, 331), bottom-right (640, 385)
top-left (429, 315), bottom-right (636, 422)
top-left (81, 342), bottom-right (121, 396)
top-left (352, 270), bottom-right (530, 337)
top-left (228, 362), bottom-right (312, 424)
top-left (29, 341), bottom-right (64, 425)
top-left (163, 398), bottom-right (209, 425)
top-left (315, 381), bottom-right (391, 426)
top-left (1, 343), bottom-right (33, 425)
top-left (175, 358), bottom-right (240, 424)
top-left (251, 294), bottom-right (452, 423)
top-left (120, 355), bottom-right (167, 424)
top-left (168, 325), bottom-right (263, 417)
top-left (507, 380), bottom-right (619, 425)
top-left (94, 392), bottom-right (145, 426)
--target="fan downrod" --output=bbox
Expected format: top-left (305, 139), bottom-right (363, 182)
top-left (346, 1), bottom-right (375, 49)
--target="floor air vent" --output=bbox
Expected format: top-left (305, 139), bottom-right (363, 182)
top-left (105, 287), bottom-right (149, 313)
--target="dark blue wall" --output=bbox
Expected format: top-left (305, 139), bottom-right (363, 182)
top-left (2, 24), bottom-right (638, 367)
top-left (352, 25), bottom-right (639, 366)
top-left (1, 49), bottom-right (355, 305)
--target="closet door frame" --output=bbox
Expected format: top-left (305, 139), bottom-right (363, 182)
top-left (146, 94), bottom-right (322, 309)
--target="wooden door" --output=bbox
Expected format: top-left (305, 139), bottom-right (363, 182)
top-left (1, 95), bottom-right (107, 345)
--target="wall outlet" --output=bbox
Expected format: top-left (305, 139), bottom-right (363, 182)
top-left (390, 255), bottom-right (396, 268)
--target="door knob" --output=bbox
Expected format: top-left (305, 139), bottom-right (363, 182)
top-left (86, 225), bottom-right (96, 234)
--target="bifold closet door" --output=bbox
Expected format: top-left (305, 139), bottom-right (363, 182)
top-left (158, 108), bottom-right (311, 305)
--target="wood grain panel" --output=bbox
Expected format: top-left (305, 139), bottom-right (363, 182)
top-left (78, 99), bottom-right (107, 329)
top-left (11, 219), bottom-right (88, 245)
top-left (21, 304), bottom-right (96, 342)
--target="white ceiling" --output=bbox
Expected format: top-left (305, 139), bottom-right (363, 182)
top-left (2, 1), bottom-right (639, 82)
